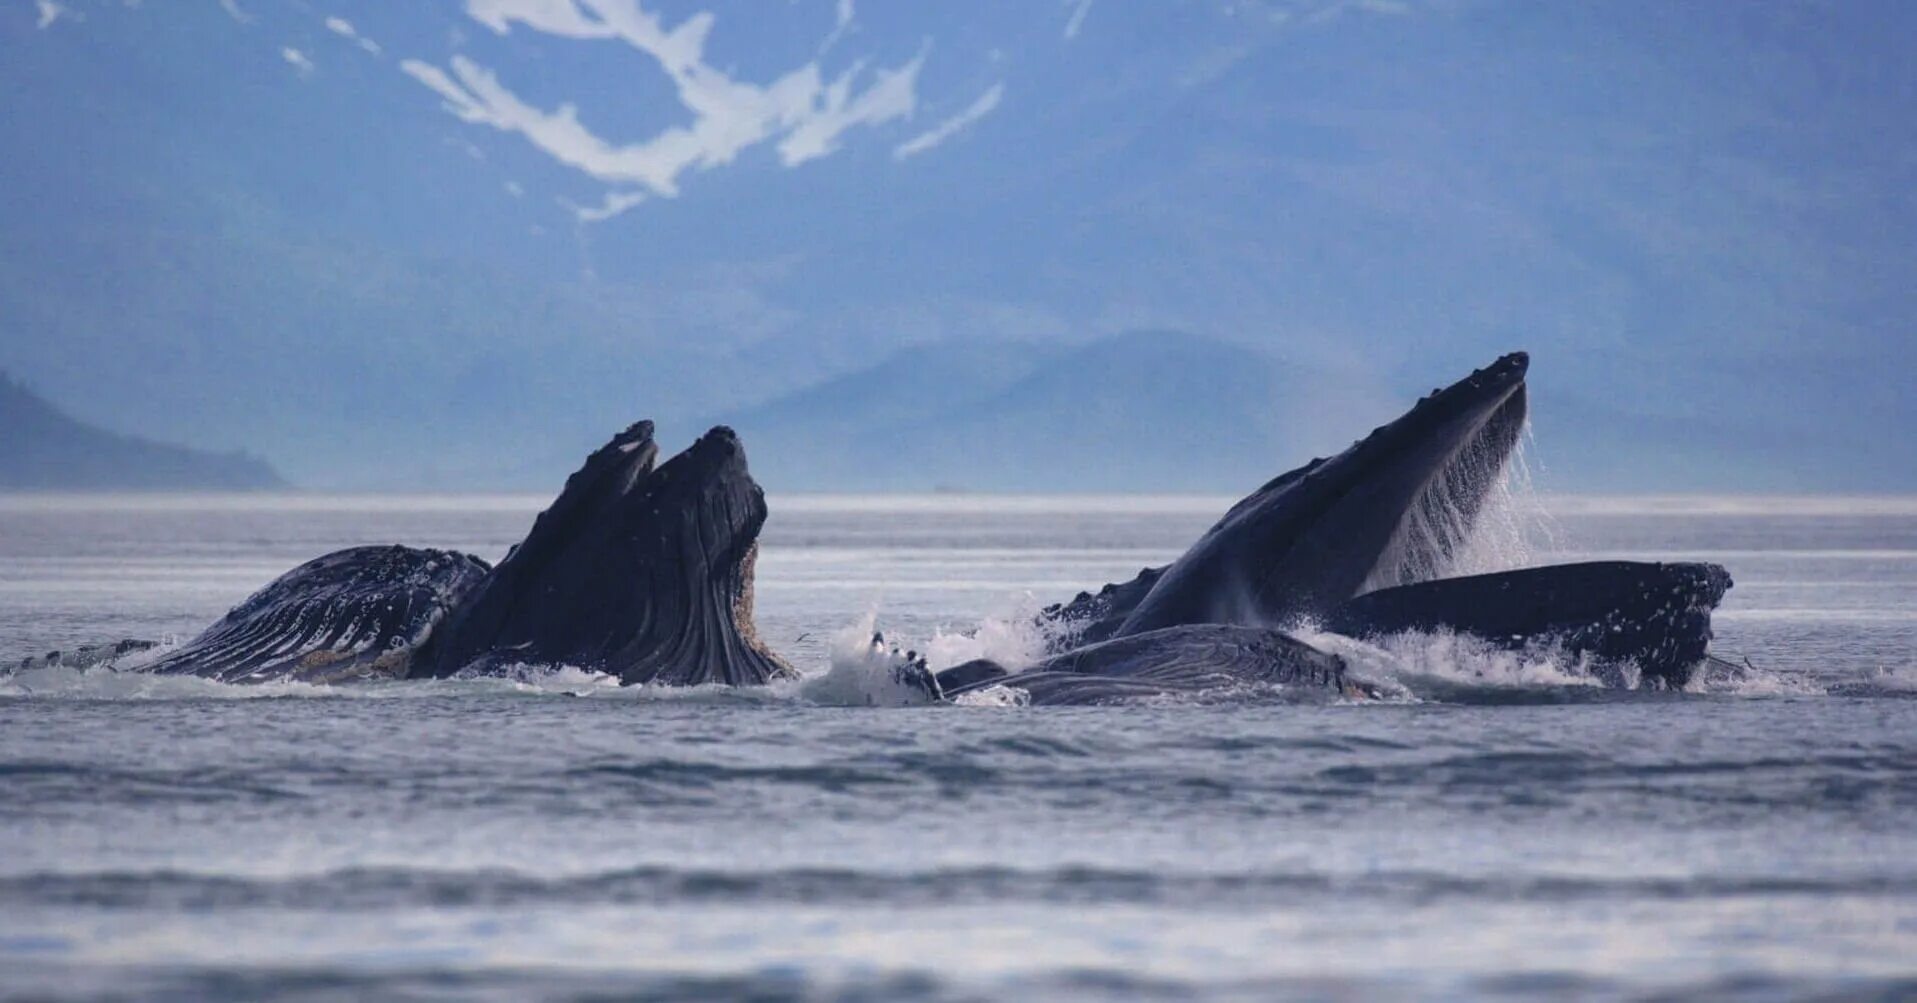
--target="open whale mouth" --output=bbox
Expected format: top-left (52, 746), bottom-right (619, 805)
top-left (618, 425), bottom-right (787, 686)
top-left (1213, 350), bottom-right (1532, 619)
top-left (1268, 351), bottom-right (1530, 612)
top-left (1110, 351), bottom-right (1532, 635)
top-left (423, 423), bottom-right (792, 685)
top-left (1344, 351), bottom-right (1531, 595)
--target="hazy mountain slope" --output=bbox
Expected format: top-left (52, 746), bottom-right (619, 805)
top-left (0, 374), bottom-right (284, 490)
top-left (725, 332), bottom-right (1398, 492)
top-left (729, 339), bottom-right (1073, 436)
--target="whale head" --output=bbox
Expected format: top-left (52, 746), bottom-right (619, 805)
top-left (423, 423), bottom-right (793, 686)
top-left (630, 425), bottom-right (787, 683)
top-left (1116, 351), bottom-right (1530, 634)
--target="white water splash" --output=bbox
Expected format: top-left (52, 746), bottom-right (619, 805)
top-left (1684, 658), bottom-right (1824, 697)
top-left (802, 596), bottom-right (1063, 706)
top-left (0, 659), bottom-right (794, 703)
top-left (1448, 431), bottom-right (1562, 576)
top-left (1305, 621), bottom-right (1818, 701)
top-left (919, 593), bottom-right (1057, 672)
top-left (452, 662), bottom-right (624, 694)
top-left (1857, 665), bottom-right (1917, 692)
top-left (951, 684), bottom-right (1031, 707)
top-left (799, 609), bottom-right (939, 707)
top-left (2, 662), bottom-right (351, 700)
top-left (1305, 627), bottom-right (1616, 697)
top-left (1361, 425), bottom-right (1562, 593)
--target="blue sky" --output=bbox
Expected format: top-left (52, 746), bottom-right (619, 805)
top-left (2, 0), bottom-right (1912, 491)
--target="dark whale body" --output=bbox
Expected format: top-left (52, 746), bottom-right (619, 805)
top-left (144, 545), bottom-right (490, 683)
top-left (933, 625), bottom-right (1362, 705)
top-left (423, 423), bottom-right (794, 686)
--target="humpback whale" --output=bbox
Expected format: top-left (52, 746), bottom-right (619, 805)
top-left (17, 350), bottom-right (1734, 698)
top-left (1038, 352), bottom-right (1731, 690)
top-left (422, 423), bottom-right (795, 686)
top-left (1045, 352), bottom-right (1532, 645)
top-left (42, 423), bottom-right (794, 687)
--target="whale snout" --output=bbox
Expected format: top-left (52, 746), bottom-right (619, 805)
top-left (1465, 351), bottom-right (1529, 392)
top-left (651, 425), bottom-right (754, 500)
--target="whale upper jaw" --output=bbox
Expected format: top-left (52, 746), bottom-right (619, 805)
top-left (421, 423), bottom-right (794, 686)
top-left (1112, 351), bottom-right (1531, 636)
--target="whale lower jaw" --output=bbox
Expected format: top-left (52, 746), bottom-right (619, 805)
top-left (1325, 561), bottom-right (1733, 689)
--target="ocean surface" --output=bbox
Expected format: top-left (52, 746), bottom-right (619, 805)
top-left (2, 492), bottom-right (1916, 1001)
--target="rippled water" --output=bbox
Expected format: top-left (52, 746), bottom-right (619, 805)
top-left (3, 494), bottom-right (1916, 1001)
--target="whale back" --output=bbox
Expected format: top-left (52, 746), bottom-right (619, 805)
top-left (144, 545), bottom-right (490, 683)
top-left (940, 625), bottom-right (1356, 705)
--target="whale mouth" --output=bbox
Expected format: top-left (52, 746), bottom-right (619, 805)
top-left (1260, 350), bottom-right (1531, 610)
top-left (423, 423), bottom-right (792, 685)
top-left (1346, 352), bottom-right (1530, 594)
top-left (1107, 352), bottom-right (1532, 635)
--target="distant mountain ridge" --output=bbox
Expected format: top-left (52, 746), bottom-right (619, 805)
top-left (718, 330), bottom-right (1864, 495)
top-left (719, 331), bottom-right (1399, 493)
top-left (0, 372), bottom-right (284, 490)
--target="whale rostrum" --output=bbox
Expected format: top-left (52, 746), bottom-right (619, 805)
top-left (25, 351), bottom-right (1733, 699)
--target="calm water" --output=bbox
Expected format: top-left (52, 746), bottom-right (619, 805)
top-left (2, 493), bottom-right (1916, 1001)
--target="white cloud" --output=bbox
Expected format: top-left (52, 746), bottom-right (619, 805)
top-left (569, 189), bottom-right (647, 223)
top-left (894, 82), bottom-right (1002, 159)
top-left (324, 15), bottom-right (382, 55)
top-left (217, 0), bottom-right (251, 24)
top-left (504, 180), bottom-right (525, 198)
top-left (402, 1), bottom-right (926, 208)
top-left (777, 53), bottom-right (922, 165)
top-left (1063, 0), bottom-right (1094, 40)
top-left (281, 46), bottom-right (314, 76)
top-left (818, 0), bottom-right (853, 54)
top-left (34, 0), bottom-right (68, 30)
